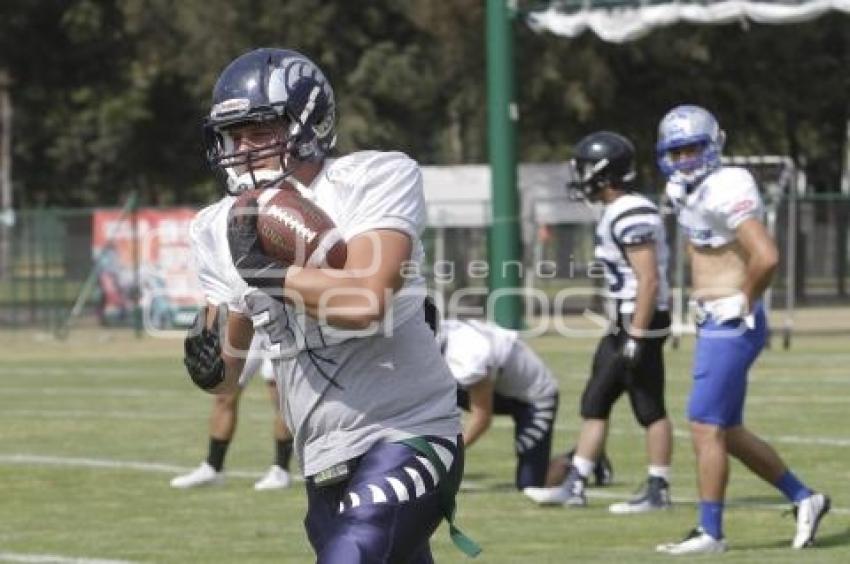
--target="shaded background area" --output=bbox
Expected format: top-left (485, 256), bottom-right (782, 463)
top-left (2, 0), bottom-right (850, 207)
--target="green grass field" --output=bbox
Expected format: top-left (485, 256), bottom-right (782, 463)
top-left (1, 328), bottom-right (848, 563)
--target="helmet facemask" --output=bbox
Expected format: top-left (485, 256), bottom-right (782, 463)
top-left (203, 48), bottom-right (338, 196)
top-left (209, 117), bottom-right (293, 194)
top-left (657, 137), bottom-right (723, 188)
top-left (568, 130), bottom-right (637, 206)
top-left (570, 158), bottom-right (607, 201)
top-left (656, 105), bottom-right (725, 188)
top-left (568, 157), bottom-right (636, 203)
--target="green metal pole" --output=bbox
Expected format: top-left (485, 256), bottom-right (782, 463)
top-left (486, 0), bottom-right (523, 329)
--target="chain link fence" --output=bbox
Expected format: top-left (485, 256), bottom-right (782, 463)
top-left (1, 195), bottom-right (848, 339)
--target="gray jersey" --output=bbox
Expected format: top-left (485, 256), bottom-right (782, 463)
top-left (189, 150), bottom-right (460, 477)
top-left (595, 193), bottom-right (670, 313)
top-left (249, 292), bottom-right (459, 476)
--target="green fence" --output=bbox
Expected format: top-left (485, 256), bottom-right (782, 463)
top-left (1, 195), bottom-right (848, 333)
top-left (0, 208), bottom-right (101, 332)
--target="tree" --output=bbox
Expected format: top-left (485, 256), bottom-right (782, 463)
top-left (2, 1), bottom-right (850, 205)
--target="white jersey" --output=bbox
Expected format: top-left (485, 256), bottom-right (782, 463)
top-left (666, 166), bottom-right (764, 248)
top-left (442, 319), bottom-right (558, 403)
top-left (189, 150), bottom-right (460, 477)
top-left (594, 193), bottom-right (670, 313)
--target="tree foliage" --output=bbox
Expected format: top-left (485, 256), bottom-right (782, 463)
top-left (1, 0), bottom-right (849, 206)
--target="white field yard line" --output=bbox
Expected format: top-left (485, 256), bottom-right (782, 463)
top-left (488, 418), bottom-right (850, 448)
top-left (0, 552), bottom-right (136, 563)
top-left (0, 367), bottom-right (163, 377)
top-left (0, 388), bottom-right (187, 398)
top-left (5, 386), bottom-right (850, 407)
top-left (578, 488), bottom-right (849, 515)
top-left (0, 454), bottom-right (264, 480)
top-left (2, 408), bottom-right (848, 446)
top-left (0, 410), bottom-right (273, 422)
top-left (663, 394), bottom-right (850, 404)
top-left (0, 400), bottom-right (850, 447)
top-left (0, 410), bottom-right (208, 421)
top-left (2, 407), bottom-right (847, 446)
top-left (1, 452), bottom-right (848, 517)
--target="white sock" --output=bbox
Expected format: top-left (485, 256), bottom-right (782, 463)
top-left (648, 465), bottom-right (671, 481)
top-left (572, 455), bottom-right (595, 478)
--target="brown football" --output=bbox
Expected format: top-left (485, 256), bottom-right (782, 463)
top-left (233, 186), bottom-right (347, 269)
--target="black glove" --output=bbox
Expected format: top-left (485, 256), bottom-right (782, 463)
top-left (620, 335), bottom-right (645, 372)
top-left (183, 305), bottom-right (225, 391)
top-left (226, 197), bottom-right (287, 297)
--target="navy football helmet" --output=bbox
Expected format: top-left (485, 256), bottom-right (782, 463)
top-left (569, 131), bottom-right (636, 200)
top-left (204, 48), bottom-right (337, 194)
top-left (656, 104), bottom-right (725, 187)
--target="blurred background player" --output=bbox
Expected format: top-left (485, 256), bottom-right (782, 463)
top-left (440, 318), bottom-right (612, 491)
top-left (183, 48), bottom-right (472, 562)
top-left (440, 318), bottom-right (558, 490)
top-left (172, 333), bottom-right (293, 490)
top-left (654, 105), bottom-right (829, 555)
top-left (525, 131), bottom-right (674, 513)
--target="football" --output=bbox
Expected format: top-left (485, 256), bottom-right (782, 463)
top-left (233, 186), bottom-right (347, 269)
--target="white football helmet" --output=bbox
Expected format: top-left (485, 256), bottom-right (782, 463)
top-left (656, 105), bottom-right (725, 187)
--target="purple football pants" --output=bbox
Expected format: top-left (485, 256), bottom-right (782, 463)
top-left (304, 436), bottom-right (463, 564)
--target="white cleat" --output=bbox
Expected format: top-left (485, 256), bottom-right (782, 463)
top-left (656, 528), bottom-right (728, 555)
top-left (523, 474), bottom-right (587, 507)
top-left (609, 477), bottom-right (671, 514)
top-left (561, 473), bottom-right (588, 507)
top-left (254, 465), bottom-right (292, 491)
top-left (170, 461), bottom-right (224, 489)
top-left (792, 492), bottom-right (831, 549)
top-left (523, 485), bottom-right (571, 505)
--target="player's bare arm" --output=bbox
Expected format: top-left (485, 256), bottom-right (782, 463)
top-left (217, 310), bottom-right (254, 395)
top-left (284, 229), bottom-right (412, 329)
top-left (624, 242), bottom-right (658, 334)
top-left (462, 375), bottom-right (495, 448)
top-left (735, 217), bottom-right (779, 306)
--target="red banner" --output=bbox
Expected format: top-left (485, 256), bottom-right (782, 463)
top-left (92, 208), bottom-right (203, 328)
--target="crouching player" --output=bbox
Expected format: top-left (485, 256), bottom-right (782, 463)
top-left (440, 318), bottom-right (560, 490)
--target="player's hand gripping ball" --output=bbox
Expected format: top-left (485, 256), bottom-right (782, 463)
top-left (227, 185), bottom-right (347, 295)
top-left (232, 185), bottom-right (347, 270)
